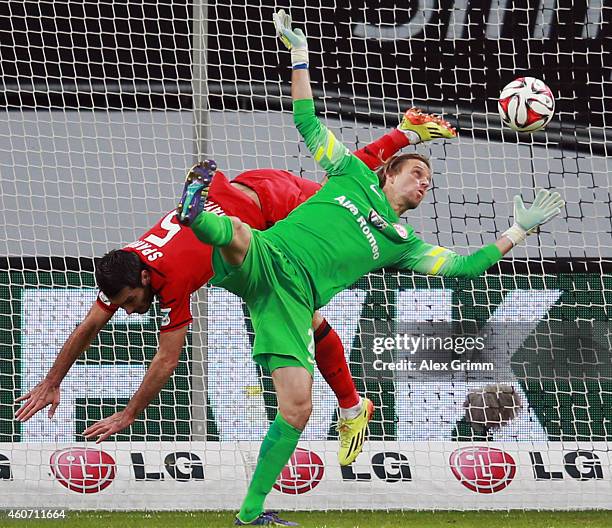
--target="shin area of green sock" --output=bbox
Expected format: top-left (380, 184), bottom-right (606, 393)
top-left (237, 414), bottom-right (302, 523)
top-left (190, 212), bottom-right (234, 246)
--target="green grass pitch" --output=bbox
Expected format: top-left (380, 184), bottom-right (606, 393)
top-left (2, 511), bottom-right (611, 528)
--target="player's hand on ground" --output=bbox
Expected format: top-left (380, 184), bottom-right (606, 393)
top-left (398, 108), bottom-right (457, 143)
top-left (14, 380), bottom-right (60, 422)
top-left (504, 188), bottom-right (565, 245)
top-left (83, 410), bottom-right (135, 444)
top-left (273, 9), bottom-right (308, 67)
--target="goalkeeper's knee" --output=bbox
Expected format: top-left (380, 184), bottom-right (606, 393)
top-left (190, 212), bottom-right (235, 247)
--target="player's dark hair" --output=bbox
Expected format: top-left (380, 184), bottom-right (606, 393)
top-left (95, 249), bottom-right (145, 298)
top-left (376, 153), bottom-right (432, 188)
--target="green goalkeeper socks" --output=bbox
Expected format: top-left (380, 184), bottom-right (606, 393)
top-left (190, 212), bottom-right (234, 247)
top-left (237, 413), bottom-right (302, 523)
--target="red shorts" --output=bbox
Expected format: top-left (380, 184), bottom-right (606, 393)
top-left (232, 169), bottom-right (321, 228)
top-left (207, 171), bottom-right (267, 231)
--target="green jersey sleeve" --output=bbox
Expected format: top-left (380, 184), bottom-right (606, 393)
top-left (396, 232), bottom-right (503, 279)
top-left (293, 98), bottom-right (378, 184)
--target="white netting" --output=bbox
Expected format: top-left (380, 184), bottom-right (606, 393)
top-left (0, 0), bottom-right (611, 511)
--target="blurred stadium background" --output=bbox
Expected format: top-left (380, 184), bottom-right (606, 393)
top-left (0, 0), bottom-right (611, 523)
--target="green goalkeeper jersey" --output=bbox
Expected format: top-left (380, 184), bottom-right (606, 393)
top-left (262, 98), bottom-right (502, 310)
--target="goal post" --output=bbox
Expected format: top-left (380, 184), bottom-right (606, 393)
top-left (0, 0), bottom-right (611, 511)
top-left (189, 0), bottom-right (210, 443)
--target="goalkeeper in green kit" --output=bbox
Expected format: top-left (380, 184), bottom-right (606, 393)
top-left (176, 11), bottom-right (565, 526)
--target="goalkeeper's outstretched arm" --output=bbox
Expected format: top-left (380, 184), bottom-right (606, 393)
top-left (274, 10), bottom-right (457, 178)
top-left (398, 189), bottom-right (565, 278)
top-left (271, 9), bottom-right (311, 100)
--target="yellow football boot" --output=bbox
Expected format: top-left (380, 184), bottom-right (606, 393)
top-left (398, 107), bottom-right (457, 142)
top-left (337, 398), bottom-right (375, 466)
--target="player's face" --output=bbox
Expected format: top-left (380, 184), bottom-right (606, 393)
top-left (115, 287), bottom-right (154, 315)
top-left (386, 159), bottom-right (432, 211)
top-left (109, 272), bottom-right (154, 315)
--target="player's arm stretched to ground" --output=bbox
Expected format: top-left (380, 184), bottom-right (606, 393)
top-left (397, 188), bottom-right (565, 278)
top-left (15, 293), bottom-right (189, 442)
top-left (14, 302), bottom-right (113, 421)
top-left (83, 325), bottom-right (188, 443)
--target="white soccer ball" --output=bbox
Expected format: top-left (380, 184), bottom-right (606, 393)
top-left (498, 77), bottom-right (555, 133)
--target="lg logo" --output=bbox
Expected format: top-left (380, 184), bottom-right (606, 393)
top-left (131, 451), bottom-right (204, 481)
top-left (274, 448), bottom-right (324, 495)
top-left (531, 451), bottom-right (604, 481)
top-left (449, 447), bottom-right (516, 493)
top-left (50, 448), bottom-right (116, 494)
top-left (0, 453), bottom-right (12, 480)
top-left (341, 452), bottom-right (412, 482)
top-left (49, 449), bottom-right (205, 494)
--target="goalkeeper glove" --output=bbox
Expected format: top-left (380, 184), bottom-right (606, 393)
top-left (273, 9), bottom-right (309, 69)
top-left (503, 188), bottom-right (565, 246)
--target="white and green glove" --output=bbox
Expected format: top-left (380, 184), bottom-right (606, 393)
top-left (273, 9), bottom-right (309, 69)
top-left (503, 189), bottom-right (565, 246)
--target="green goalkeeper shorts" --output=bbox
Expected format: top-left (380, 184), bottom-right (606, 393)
top-left (211, 229), bottom-right (316, 375)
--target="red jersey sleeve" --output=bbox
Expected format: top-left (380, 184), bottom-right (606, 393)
top-left (158, 292), bottom-right (193, 333)
top-left (96, 291), bottom-right (119, 314)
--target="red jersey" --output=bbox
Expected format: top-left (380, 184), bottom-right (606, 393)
top-left (96, 209), bottom-right (214, 332)
top-left (95, 173), bottom-right (262, 332)
top-left (97, 129), bottom-right (410, 331)
top-left (232, 169), bottom-right (321, 228)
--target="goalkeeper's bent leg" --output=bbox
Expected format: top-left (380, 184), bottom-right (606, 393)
top-left (191, 213), bottom-right (252, 267)
top-left (190, 211), bottom-right (235, 246)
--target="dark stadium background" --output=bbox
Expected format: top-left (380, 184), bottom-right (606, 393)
top-left (1, 0), bottom-right (609, 153)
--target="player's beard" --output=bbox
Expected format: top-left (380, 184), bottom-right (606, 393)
top-left (136, 288), bottom-right (155, 314)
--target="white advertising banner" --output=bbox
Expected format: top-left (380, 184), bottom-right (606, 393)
top-left (0, 442), bottom-right (610, 511)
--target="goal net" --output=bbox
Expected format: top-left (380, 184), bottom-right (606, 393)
top-left (0, 0), bottom-right (610, 511)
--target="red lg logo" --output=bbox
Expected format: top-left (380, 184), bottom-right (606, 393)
top-left (273, 448), bottom-right (324, 495)
top-left (50, 448), bottom-right (116, 494)
top-left (449, 447), bottom-right (516, 493)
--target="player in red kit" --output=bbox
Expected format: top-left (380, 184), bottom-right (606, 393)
top-left (15, 110), bottom-right (456, 463)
